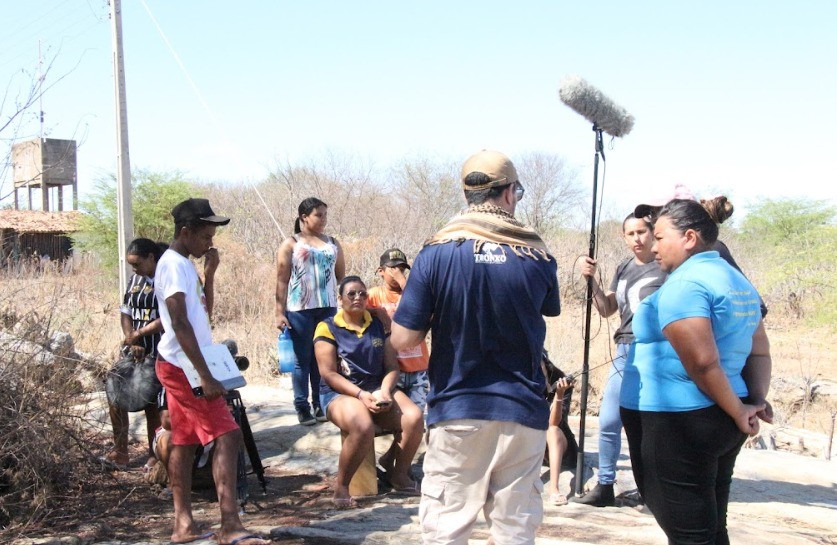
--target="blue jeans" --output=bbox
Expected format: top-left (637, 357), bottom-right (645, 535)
top-left (597, 342), bottom-right (628, 485)
top-left (287, 307), bottom-right (336, 413)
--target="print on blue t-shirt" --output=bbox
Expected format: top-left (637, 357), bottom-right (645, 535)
top-left (394, 240), bottom-right (560, 430)
top-left (621, 251), bottom-right (761, 412)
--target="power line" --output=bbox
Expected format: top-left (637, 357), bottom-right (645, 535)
top-left (0, 13), bottom-right (101, 70)
top-left (137, 0), bottom-right (286, 240)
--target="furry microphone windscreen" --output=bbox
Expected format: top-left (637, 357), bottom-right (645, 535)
top-left (558, 75), bottom-right (635, 137)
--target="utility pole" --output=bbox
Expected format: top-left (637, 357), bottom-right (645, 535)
top-left (110, 0), bottom-right (133, 295)
top-left (38, 40), bottom-right (48, 211)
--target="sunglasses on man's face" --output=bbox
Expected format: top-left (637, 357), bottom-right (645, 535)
top-left (503, 181), bottom-right (524, 201)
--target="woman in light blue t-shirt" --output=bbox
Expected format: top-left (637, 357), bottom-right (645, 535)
top-left (620, 199), bottom-right (772, 545)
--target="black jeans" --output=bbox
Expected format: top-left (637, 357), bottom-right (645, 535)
top-left (621, 404), bottom-right (747, 545)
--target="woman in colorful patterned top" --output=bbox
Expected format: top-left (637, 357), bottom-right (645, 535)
top-left (275, 197), bottom-right (345, 425)
top-left (106, 238), bottom-right (166, 470)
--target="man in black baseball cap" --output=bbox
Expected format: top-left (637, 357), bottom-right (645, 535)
top-left (171, 198), bottom-right (230, 226)
top-left (379, 248), bottom-right (410, 269)
top-left (154, 199), bottom-right (268, 545)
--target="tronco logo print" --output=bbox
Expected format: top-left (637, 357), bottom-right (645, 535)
top-left (475, 243), bottom-right (506, 264)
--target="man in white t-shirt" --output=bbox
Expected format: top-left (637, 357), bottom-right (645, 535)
top-left (154, 198), bottom-right (268, 545)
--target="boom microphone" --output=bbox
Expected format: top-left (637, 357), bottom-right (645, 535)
top-left (558, 75), bottom-right (635, 137)
top-left (561, 74), bottom-right (633, 498)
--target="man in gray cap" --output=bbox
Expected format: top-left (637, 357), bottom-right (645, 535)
top-left (392, 151), bottom-right (560, 545)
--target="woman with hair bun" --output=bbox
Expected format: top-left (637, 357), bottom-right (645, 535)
top-left (701, 196), bottom-right (768, 317)
top-left (275, 198), bottom-right (345, 426)
top-left (636, 191), bottom-right (767, 317)
top-left (106, 238), bottom-right (168, 469)
top-left (620, 199), bottom-right (772, 545)
top-left (701, 196), bottom-right (741, 268)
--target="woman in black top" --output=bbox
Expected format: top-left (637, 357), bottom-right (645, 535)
top-left (106, 238), bottom-right (166, 470)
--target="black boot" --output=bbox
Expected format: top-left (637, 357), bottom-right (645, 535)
top-left (572, 483), bottom-right (615, 507)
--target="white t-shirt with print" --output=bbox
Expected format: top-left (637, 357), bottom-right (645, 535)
top-left (154, 249), bottom-right (213, 367)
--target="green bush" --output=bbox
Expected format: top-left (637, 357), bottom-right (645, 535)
top-left (740, 198), bottom-right (837, 326)
top-left (71, 170), bottom-right (196, 269)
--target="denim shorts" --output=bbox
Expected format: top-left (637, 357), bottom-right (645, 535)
top-left (320, 390), bottom-right (341, 419)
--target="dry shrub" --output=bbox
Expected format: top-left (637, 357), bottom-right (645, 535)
top-left (0, 259), bottom-right (153, 542)
top-left (0, 262), bottom-right (121, 361)
top-left (0, 264), bottom-right (130, 535)
top-left (208, 232), bottom-right (279, 382)
top-left (0, 308), bottom-right (103, 533)
top-left (211, 233), bottom-right (275, 326)
top-left (341, 236), bottom-right (387, 286)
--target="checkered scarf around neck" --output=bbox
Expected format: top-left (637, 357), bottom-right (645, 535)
top-left (426, 203), bottom-right (551, 260)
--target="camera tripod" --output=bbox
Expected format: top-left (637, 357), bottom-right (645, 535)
top-left (225, 389), bottom-right (267, 505)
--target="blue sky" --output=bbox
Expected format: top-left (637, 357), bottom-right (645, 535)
top-left (2, 1), bottom-right (835, 220)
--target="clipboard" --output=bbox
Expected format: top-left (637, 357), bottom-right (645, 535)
top-left (176, 344), bottom-right (247, 397)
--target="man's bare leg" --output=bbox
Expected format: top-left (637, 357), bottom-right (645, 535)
top-left (377, 391), bottom-right (423, 491)
top-left (168, 443), bottom-right (206, 544)
top-left (390, 407), bottom-right (422, 490)
top-left (211, 429), bottom-right (269, 545)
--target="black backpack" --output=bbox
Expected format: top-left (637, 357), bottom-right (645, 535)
top-left (105, 353), bottom-right (162, 412)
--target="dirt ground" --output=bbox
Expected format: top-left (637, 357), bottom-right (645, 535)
top-left (8, 445), bottom-right (418, 544)
top-left (15, 442), bottom-right (834, 545)
top-left (3, 381), bottom-right (836, 545)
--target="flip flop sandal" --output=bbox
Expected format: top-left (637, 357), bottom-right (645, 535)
top-left (169, 530), bottom-right (215, 544)
top-left (549, 493), bottom-right (568, 506)
top-left (390, 482), bottom-right (421, 496)
top-left (219, 534), bottom-right (270, 545)
top-left (332, 497), bottom-right (359, 509)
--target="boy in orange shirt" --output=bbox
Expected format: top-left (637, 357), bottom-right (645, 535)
top-left (368, 248), bottom-right (429, 480)
top-left (367, 248), bottom-right (430, 412)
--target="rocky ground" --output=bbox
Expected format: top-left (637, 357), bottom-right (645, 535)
top-left (11, 381), bottom-right (837, 545)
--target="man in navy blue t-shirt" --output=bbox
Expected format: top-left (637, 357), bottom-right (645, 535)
top-left (392, 150), bottom-right (560, 545)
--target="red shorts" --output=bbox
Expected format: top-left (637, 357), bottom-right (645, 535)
top-left (156, 358), bottom-right (239, 446)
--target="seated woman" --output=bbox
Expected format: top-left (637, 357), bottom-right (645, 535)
top-left (314, 276), bottom-right (424, 508)
top-left (542, 351), bottom-right (578, 507)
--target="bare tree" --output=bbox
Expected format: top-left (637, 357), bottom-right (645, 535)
top-left (386, 156), bottom-right (462, 251)
top-left (1, 49), bottom-right (78, 203)
top-left (514, 151), bottom-right (584, 235)
top-left (217, 151), bottom-right (587, 284)
top-left (217, 151), bottom-right (395, 276)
